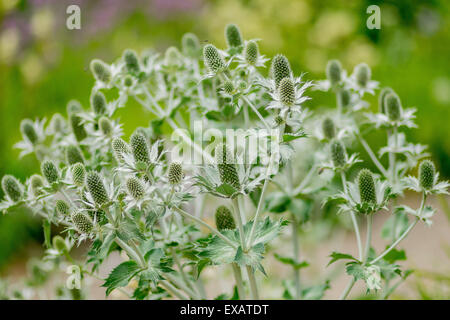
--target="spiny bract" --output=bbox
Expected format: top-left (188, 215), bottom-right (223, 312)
top-left (358, 169), bottom-right (377, 204)
top-left (215, 205), bottom-right (236, 231)
top-left (419, 160), bottom-right (435, 190)
top-left (86, 171), bottom-right (109, 206)
top-left (1, 175), bottom-right (22, 202)
top-left (41, 161), bottom-right (59, 184)
top-left (215, 144), bottom-right (241, 190)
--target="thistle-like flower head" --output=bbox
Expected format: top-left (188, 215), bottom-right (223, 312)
top-left (71, 211), bottom-right (94, 234)
top-left (99, 117), bottom-right (113, 136)
top-left (270, 54), bottom-right (291, 89)
top-left (225, 23), bottom-right (243, 48)
top-left (130, 132), bottom-right (151, 164)
top-left (378, 87), bottom-right (393, 114)
top-left (419, 160), bottom-right (435, 190)
top-left (126, 177), bottom-right (145, 200)
top-left (69, 113), bottom-right (87, 142)
top-left (65, 145), bottom-right (84, 165)
top-left (1, 175), bottom-right (23, 202)
top-left (244, 40), bottom-right (258, 65)
top-left (215, 144), bottom-right (241, 190)
top-left (326, 59), bottom-right (342, 86)
top-left (164, 46), bottom-right (182, 67)
top-left (385, 92), bottom-right (402, 122)
top-left (168, 162), bottom-right (183, 185)
top-left (203, 44), bottom-right (226, 74)
top-left (56, 199), bottom-right (70, 215)
top-left (20, 119), bottom-right (38, 145)
top-left (330, 140), bottom-right (346, 168)
top-left (86, 171), bottom-right (109, 206)
top-left (338, 89), bottom-right (351, 109)
top-left (322, 118), bottom-right (335, 140)
top-left (223, 80), bottom-right (235, 94)
top-left (30, 174), bottom-right (44, 197)
top-left (90, 59), bottom-right (111, 83)
top-left (123, 49), bottom-right (140, 74)
top-left (349, 63), bottom-right (378, 96)
top-left (112, 137), bottom-right (130, 162)
top-left (53, 235), bottom-right (68, 252)
top-left (182, 33), bottom-right (200, 58)
top-left (358, 169), bottom-right (377, 204)
top-left (90, 91), bottom-right (107, 115)
top-left (71, 163), bottom-right (86, 187)
top-left (278, 77), bottom-right (295, 107)
top-left (215, 205), bottom-right (236, 231)
top-left (355, 63), bottom-right (371, 88)
top-left (41, 160), bottom-right (59, 184)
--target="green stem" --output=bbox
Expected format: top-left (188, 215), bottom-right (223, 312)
top-left (231, 263), bottom-right (246, 300)
top-left (242, 96), bottom-right (270, 130)
top-left (291, 214), bottom-right (301, 299)
top-left (232, 197), bottom-right (247, 251)
top-left (160, 280), bottom-right (189, 300)
top-left (358, 134), bottom-right (388, 177)
top-left (245, 266), bottom-right (259, 300)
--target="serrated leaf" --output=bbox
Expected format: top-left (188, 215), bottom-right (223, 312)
top-left (328, 251), bottom-right (358, 266)
top-left (346, 262), bottom-right (365, 280)
top-left (102, 261), bottom-right (141, 296)
top-left (265, 192), bottom-right (291, 213)
top-left (274, 253), bottom-right (309, 270)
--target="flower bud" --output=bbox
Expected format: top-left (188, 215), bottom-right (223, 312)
top-left (385, 93), bottom-right (402, 121)
top-left (20, 119), bottom-right (38, 144)
top-left (99, 117), bottom-right (113, 136)
top-left (203, 44), bottom-right (226, 74)
top-left (41, 161), bottom-right (59, 184)
top-left (56, 199), bottom-right (70, 215)
top-left (164, 46), bottom-right (181, 66)
top-left (331, 140), bottom-right (346, 168)
top-left (225, 23), bottom-right (243, 48)
top-left (71, 163), bottom-right (86, 187)
top-left (215, 205), bottom-right (236, 231)
top-left (322, 118), bottom-right (335, 140)
top-left (168, 162), bottom-right (183, 185)
top-left (215, 144), bottom-right (241, 190)
top-left (130, 132), bottom-right (151, 164)
top-left (126, 177), bottom-right (145, 200)
top-left (67, 100), bottom-right (83, 115)
top-left (69, 113), bottom-right (87, 142)
top-left (271, 54), bottom-right (291, 89)
top-left (419, 160), bottom-right (435, 190)
top-left (279, 78), bottom-right (295, 107)
top-left (30, 174), bottom-right (44, 196)
top-left (338, 89), bottom-right (351, 109)
top-left (65, 145), bottom-right (84, 165)
top-left (1, 175), bottom-right (22, 202)
top-left (86, 171), bottom-right (109, 206)
top-left (378, 87), bottom-right (393, 114)
top-left (326, 60), bottom-right (342, 86)
top-left (182, 33), bottom-right (200, 58)
top-left (112, 137), bottom-right (130, 162)
top-left (90, 59), bottom-right (111, 83)
top-left (91, 91), bottom-right (107, 115)
top-left (223, 80), bottom-right (234, 94)
top-left (52, 235), bottom-right (67, 252)
top-left (358, 169), bottom-right (377, 204)
top-left (245, 40), bottom-right (259, 65)
top-left (49, 113), bottom-right (66, 133)
top-left (238, 80), bottom-right (247, 90)
top-left (123, 49), bottom-right (140, 74)
top-left (355, 63), bottom-right (371, 87)
top-left (71, 211), bottom-right (94, 234)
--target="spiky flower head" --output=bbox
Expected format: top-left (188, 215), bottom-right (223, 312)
top-left (67, 100), bottom-right (83, 115)
top-left (52, 236), bottom-right (67, 252)
top-left (358, 169), bottom-right (377, 204)
top-left (203, 44), bottom-right (226, 74)
top-left (99, 116), bottom-right (113, 136)
top-left (278, 77), bottom-right (295, 106)
top-left (86, 171), bottom-right (109, 206)
top-left (71, 211), bottom-right (93, 234)
top-left (41, 161), bottom-right (59, 184)
top-left (123, 75), bottom-right (133, 87)
top-left (378, 87), bottom-right (393, 114)
top-left (223, 80), bottom-right (234, 94)
top-left (112, 137), bottom-right (130, 162)
top-left (20, 119), bottom-right (38, 144)
top-left (71, 163), bottom-right (86, 187)
top-left (164, 46), bottom-right (181, 66)
top-left (49, 113), bottom-right (66, 134)
top-left (385, 92), bottom-right (402, 121)
top-left (65, 145), bottom-right (84, 165)
top-left (355, 63), bottom-right (371, 87)
top-left (182, 32), bottom-right (200, 58)
top-left (90, 59), bottom-right (111, 83)
top-left (225, 23), bottom-right (243, 48)
top-left (168, 162), bottom-right (183, 185)
top-left (30, 174), bottom-right (44, 196)
top-left (56, 199), bottom-right (70, 215)
top-left (244, 40), bottom-right (259, 65)
top-left (90, 91), bottom-right (107, 115)
top-left (123, 49), bottom-right (140, 74)
top-left (331, 140), bottom-right (346, 168)
top-left (271, 54), bottom-right (291, 89)
top-left (1, 175), bottom-right (22, 202)
top-left (130, 132), bottom-right (151, 164)
top-left (69, 113), bottom-right (87, 142)
top-left (126, 177), bottom-right (145, 200)
top-left (338, 89), bottom-right (351, 109)
top-left (215, 144), bottom-right (241, 190)
top-left (215, 205), bottom-right (236, 231)
top-left (322, 118), bottom-right (335, 140)
top-left (419, 160), bottom-right (435, 190)
top-left (326, 60), bottom-right (342, 86)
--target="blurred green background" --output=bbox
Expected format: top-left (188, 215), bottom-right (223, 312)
top-left (0, 0), bottom-right (449, 285)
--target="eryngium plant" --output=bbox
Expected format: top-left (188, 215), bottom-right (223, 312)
top-left (1, 23), bottom-right (448, 301)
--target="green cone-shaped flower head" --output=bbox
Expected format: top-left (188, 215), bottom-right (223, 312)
top-left (326, 60), bottom-right (342, 86)
top-left (2, 175), bottom-right (22, 202)
top-left (130, 132), bottom-right (151, 164)
top-left (30, 174), bottom-right (44, 196)
top-left (67, 100), bottom-right (83, 115)
top-left (126, 177), bottom-right (145, 200)
top-left (322, 118), bottom-right (335, 140)
top-left (271, 54), bottom-right (291, 89)
top-left (99, 117), bottom-right (113, 136)
top-left (20, 119), bottom-right (38, 144)
top-left (65, 145), bottom-right (84, 165)
top-left (123, 49), bottom-right (140, 74)
top-left (215, 205), bottom-right (236, 231)
top-left (378, 87), bottom-right (393, 114)
top-left (112, 137), bottom-right (130, 162)
top-left (90, 91), bottom-right (107, 115)
top-left (331, 140), bottom-right (346, 168)
top-left (69, 113), bottom-right (87, 142)
top-left (203, 44), bottom-right (226, 74)
top-left (225, 23), bottom-right (243, 48)
top-left (53, 235), bottom-right (67, 252)
top-left (56, 199), bottom-right (70, 215)
top-left (182, 32), bottom-right (200, 58)
top-left (245, 40), bottom-right (259, 65)
top-left (223, 80), bottom-right (234, 94)
top-left (278, 77), bottom-right (295, 106)
top-left (41, 161), bottom-right (59, 184)
top-left (71, 163), bottom-right (86, 187)
top-left (71, 211), bottom-right (93, 234)
top-left (123, 75), bottom-right (133, 87)
top-left (86, 171), bottom-right (109, 206)
top-left (385, 92), bottom-right (402, 121)
top-left (215, 144), bottom-right (241, 190)
top-left (164, 46), bottom-right (181, 66)
top-left (419, 160), bottom-right (435, 190)
top-left (338, 89), bottom-right (351, 109)
top-left (90, 59), bottom-right (111, 83)
top-left (168, 162), bottom-right (183, 185)
top-left (50, 113), bottom-right (66, 133)
top-left (355, 63), bottom-right (371, 87)
top-left (358, 169), bottom-right (377, 204)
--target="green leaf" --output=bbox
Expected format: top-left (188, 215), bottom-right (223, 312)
top-left (328, 251), bottom-right (358, 266)
top-left (381, 212), bottom-right (409, 240)
top-left (274, 253), bottom-right (309, 270)
top-left (116, 217), bottom-right (146, 243)
top-left (282, 130), bottom-right (307, 143)
top-left (102, 261), bottom-right (141, 296)
top-left (383, 248), bottom-right (406, 264)
top-left (265, 192), bottom-right (291, 213)
top-left (215, 183), bottom-right (237, 197)
top-left (301, 281), bottom-right (330, 300)
top-left (288, 198), bottom-right (312, 223)
top-left (346, 262), bottom-right (365, 280)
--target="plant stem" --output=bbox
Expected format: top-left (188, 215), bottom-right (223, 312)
top-left (364, 214), bottom-right (373, 263)
top-left (245, 265), bottom-right (260, 299)
top-left (242, 96), bottom-right (270, 130)
top-left (291, 214), bottom-right (302, 299)
top-left (160, 280), bottom-right (189, 300)
top-left (231, 263), bottom-right (246, 300)
top-left (115, 237), bottom-right (146, 268)
top-left (357, 134), bottom-right (388, 177)
top-left (340, 278), bottom-right (356, 300)
top-left (391, 125), bottom-right (398, 184)
top-left (164, 273), bottom-right (200, 299)
top-left (232, 197), bottom-right (247, 251)
top-left (291, 164), bottom-right (316, 196)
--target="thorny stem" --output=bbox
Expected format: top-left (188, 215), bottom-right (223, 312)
top-left (231, 263), bottom-right (246, 300)
top-left (357, 134), bottom-right (388, 177)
